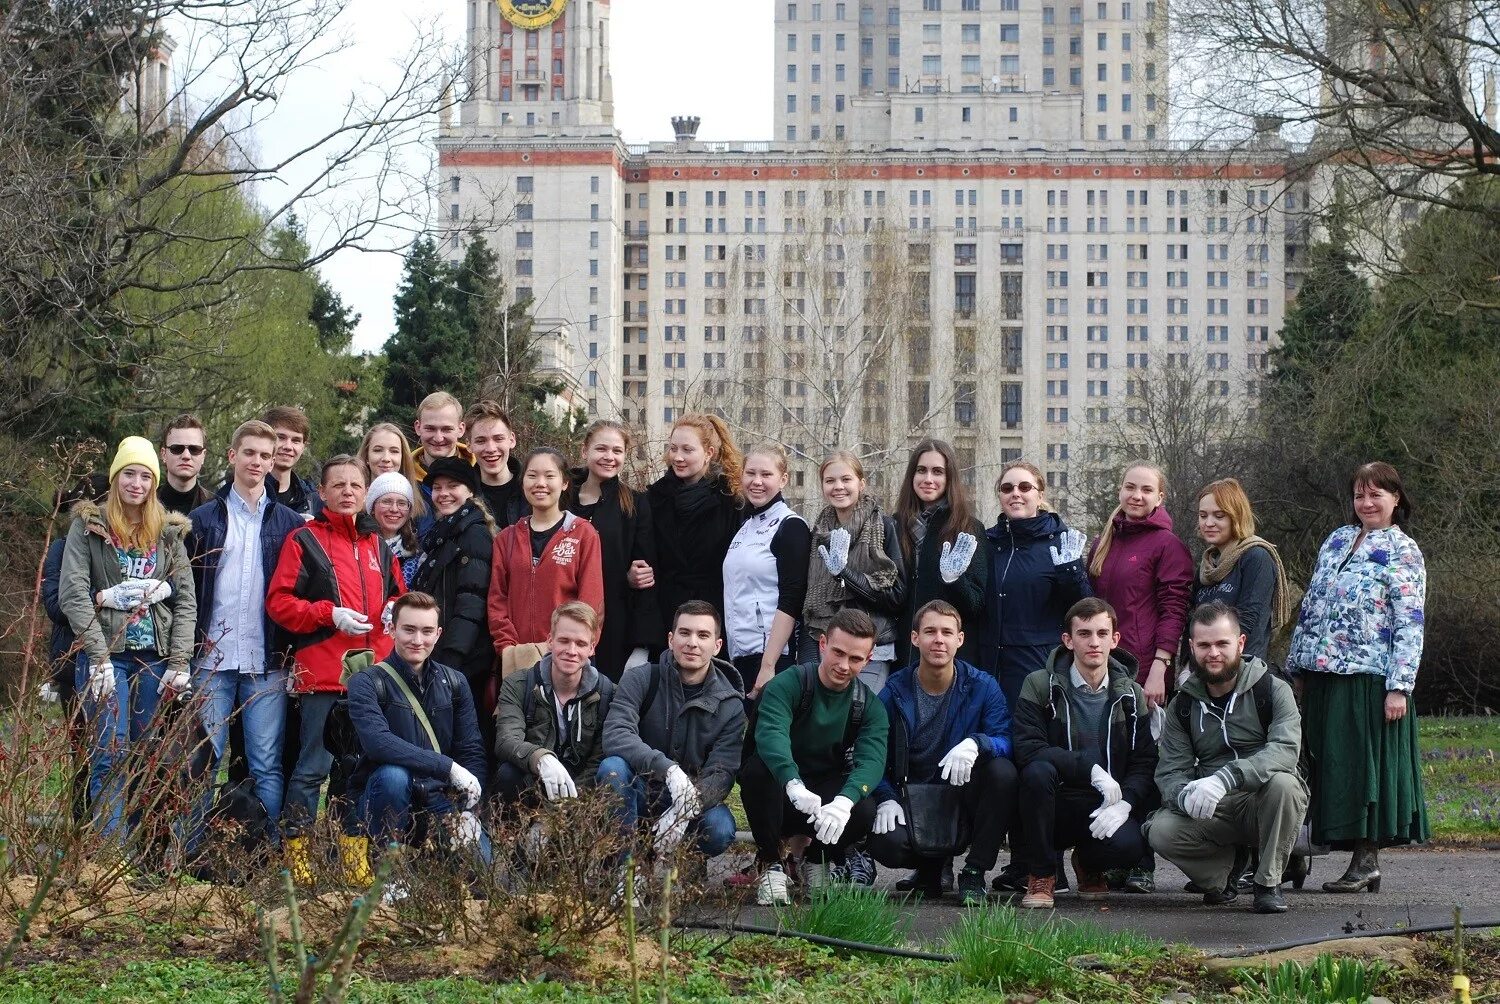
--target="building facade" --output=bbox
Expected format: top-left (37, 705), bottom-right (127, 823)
top-left (438, 0), bottom-right (1301, 516)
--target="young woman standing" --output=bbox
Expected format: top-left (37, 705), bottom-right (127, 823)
top-left (1193, 478), bottom-right (1293, 663)
top-left (892, 439), bottom-right (987, 668)
top-left (570, 420), bottom-right (661, 682)
top-left (723, 444), bottom-right (811, 698)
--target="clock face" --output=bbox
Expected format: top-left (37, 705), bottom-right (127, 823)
top-left (499, 0), bottom-right (570, 30)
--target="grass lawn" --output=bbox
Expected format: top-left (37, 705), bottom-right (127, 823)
top-left (1420, 715), bottom-right (1500, 843)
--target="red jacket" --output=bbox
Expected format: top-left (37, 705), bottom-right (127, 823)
top-left (1088, 506), bottom-right (1194, 679)
top-left (488, 511), bottom-right (604, 652)
top-left (266, 509), bottom-right (405, 693)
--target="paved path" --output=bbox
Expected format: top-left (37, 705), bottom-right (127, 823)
top-left (714, 847), bottom-right (1500, 954)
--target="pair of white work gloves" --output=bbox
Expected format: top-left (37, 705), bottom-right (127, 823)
top-left (80, 579), bottom-right (188, 701)
top-left (867, 736), bottom-right (985, 836)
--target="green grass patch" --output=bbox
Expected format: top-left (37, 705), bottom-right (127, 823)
top-left (944, 902), bottom-right (1164, 996)
top-left (776, 885), bottom-right (912, 952)
top-left (1236, 953), bottom-right (1386, 1004)
top-left (1420, 715), bottom-right (1500, 842)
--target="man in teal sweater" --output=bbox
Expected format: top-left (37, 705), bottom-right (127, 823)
top-left (739, 608), bottom-right (889, 904)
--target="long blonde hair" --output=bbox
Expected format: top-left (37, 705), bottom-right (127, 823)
top-left (1198, 477), bottom-right (1256, 543)
top-left (669, 413), bottom-right (744, 489)
top-left (106, 473), bottom-right (166, 551)
top-left (1088, 460), bottom-right (1167, 578)
top-left (359, 422), bottom-right (427, 519)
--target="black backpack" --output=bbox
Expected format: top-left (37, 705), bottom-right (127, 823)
top-left (741, 663), bottom-right (869, 765)
top-left (1172, 672), bottom-right (1275, 737)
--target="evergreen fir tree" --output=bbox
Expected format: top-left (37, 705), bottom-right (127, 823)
top-left (383, 235), bottom-right (471, 426)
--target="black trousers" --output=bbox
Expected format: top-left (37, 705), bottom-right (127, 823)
top-left (867, 757), bottom-right (1018, 874)
top-left (740, 753), bottom-right (877, 865)
top-left (1017, 760), bottom-right (1146, 878)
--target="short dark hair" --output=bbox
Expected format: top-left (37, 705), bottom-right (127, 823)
top-left (319, 453), bottom-right (368, 486)
top-left (1189, 600), bottom-right (1241, 635)
top-left (1065, 597), bottom-right (1118, 631)
top-left (672, 600), bottom-right (722, 637)
top-left (913, 599), bottom-right (962, 631)
top-left (262, 405), bottom-right (310, 439)
top-left (160, 414), bottom-right (204, 446)
top-left (391, 591), bottom-right (439, 623)
top-left (1350, 461), bottom-right (1412, 527)
top-left (826, 607), bottom-right (877, 642)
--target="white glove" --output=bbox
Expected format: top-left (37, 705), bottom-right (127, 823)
top-left (938, 532), bottom-right (978, 583)
top-left (818, 527), bottom-right (851, 576)
top-left (872, 799), bottom-right (906, 836)
top-left (1088, 800), bottom-right (1132, 841)
top-left (665, 764), bottom-right (701, 817)
top-left (938, 737), bottom-right (980, 787)
top-left (158, 669), bottom-right (192, 696)
top-left (87, 660), bottom-right (116, 701)
top-left (625, 647), bottom-right (651, 670)
top-left (653, 806), bottom-right (690, 853)
top-left (97, 582), bottom-right (146, 611)
top-left (785, 779), bottom-right (823, 820)
top-left (38, 682), bottom-right (60, 704)
top-left (380, 599), bottom-right (395, 633)
top-left (454, 810), bottom-right (483, 849)
top-left (332, 606), bottom-right (373, 636)
top-left (1050, 528), bottom-right (1087, 566)
top-left (1090, 764), bottom-right (1122, 806)
top-left (535, 753), bottom-right (578, 801)
top-left (813, 795), bottom-right (854, 845)
top-left (449, 761), bottom-right (482, 809)
top-left (1181, 774), bottom-right (1228, 820)
top-left (129, 578), bottom-right (172, 605)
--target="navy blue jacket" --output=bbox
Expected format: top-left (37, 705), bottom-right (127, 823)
top-left (346, 652), bottom-right (488, 795)
top-left (875, 659), bottom-right (1011, 803)
top-left (1192, 545), bottom-right (1278, 662)
top-left (189, 486), bottom-right (306, 672)
top-left (43, 538), bottom-right (74, 675)
top-left (980, 512), bottom-right (1092, 650)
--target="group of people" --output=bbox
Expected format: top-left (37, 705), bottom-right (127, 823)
top-left (41, 394), bottom-right (1430, 915)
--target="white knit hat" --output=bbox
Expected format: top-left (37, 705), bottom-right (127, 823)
top-left (365, 471), bottom-right (415, 512)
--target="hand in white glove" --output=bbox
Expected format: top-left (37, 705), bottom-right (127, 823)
top-left (131, 578), bottom-right (172, 605)
top-left (87, 660), bottom-right (116, 701)
top-left (872, 799), bottom-right (906, 836)
top-left (158, 669), bottom-right (192, 696)
top-left (449, 761), bottom-right (482, 809)
top-left (1090, 764), bottom-right (1122, 806)
top-left (938, 532), bottom-right (979, 584)
top-left (785, 779), bottom-right (823, 820)
top-left (665, 764), bottom-right (701, 817)
top-left (1181, 774), bottom-right (1228, 820)
top-left (380, 599), bottom-right (395, 633)
top-left (813, 795), bottom-right (854, 845)
top-left (97, 582), bottom-right (146, 611)
top-left (454, 810), bottom-right (484, 849)
top-left (38, 681), bottom-right (60, 704)
top-left (332, 606), bottom-right (373, 636)
top-left (938, 737), bottom-right (980, 786)
top-left (535, 753), bottom-right (578, 800)
top-left (1088, 800), bottom-right (1132, 841)
top-left (819, 527), bottom-right (852, 576)
top-left (1050, 528), bottom-right (1088, 566)
top-left (653, 806), bottom-right (690, 854)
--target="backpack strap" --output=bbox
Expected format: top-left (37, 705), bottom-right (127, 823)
top-left (795, 663), bottom-right (867, 753)
top-left (375, 662), bottom-right (441, 753)
top-left (1250, 673), bottom-right (1274, 736)
top-left (521, 662), bottom-right (544, 722)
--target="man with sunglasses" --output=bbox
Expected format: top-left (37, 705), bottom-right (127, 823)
top-left (159, 414), bottom-right (214, 515)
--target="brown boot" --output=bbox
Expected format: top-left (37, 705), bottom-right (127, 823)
top-left (1021, 874), bottom-right (1056, 909)
top-left (1071, 850), bottom-right (1110, 901)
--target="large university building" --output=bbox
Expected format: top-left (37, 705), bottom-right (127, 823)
top-left (438, 0), bottom-right (1303, 514)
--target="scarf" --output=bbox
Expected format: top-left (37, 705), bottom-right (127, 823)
top-left (1199, 534), bottom-right (1295, 630)
top-left (804, 495), bottom-right (899, 634)
top-left (667, 468), bottom-right (727, 521)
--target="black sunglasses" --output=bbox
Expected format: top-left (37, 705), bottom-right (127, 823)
top-left (999, 481), bottom-right (1038, 494)
top-left (165, 444), bottom-right (205, 456)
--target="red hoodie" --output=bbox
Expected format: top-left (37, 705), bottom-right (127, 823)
top-left (266, 508), bottom-right (405, 693)
top-left (1087, 506), bottom-right (1194, 680)
top-left (488, 511), bottom-right (605, 653)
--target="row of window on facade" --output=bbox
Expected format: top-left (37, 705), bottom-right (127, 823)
top-left (787, 1), bottom-right (1156, 24)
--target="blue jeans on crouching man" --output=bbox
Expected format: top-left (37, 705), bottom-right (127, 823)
top-left (357, 764), bottom-right (493, 864)
top-left (596, 756), bottom-right (737, 856)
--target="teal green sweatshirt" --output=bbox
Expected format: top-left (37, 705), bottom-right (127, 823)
top-left (754, 666), bottom-right (889, 802)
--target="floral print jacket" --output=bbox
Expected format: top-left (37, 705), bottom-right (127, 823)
top-left (1287, 524), bottom-right (1426, 693)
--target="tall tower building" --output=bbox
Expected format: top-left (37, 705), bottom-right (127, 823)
top-left (461, 0), bottom-right (613, 134)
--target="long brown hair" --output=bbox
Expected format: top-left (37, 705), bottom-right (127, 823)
top-left (582, 419), bottom-right (637, 518)
top-left (1089, 460), bottom-right (1167, 578)
top-left (895, 438), bottom-right (974, 563)
top-left (668, 413), bottom-right (744, 490)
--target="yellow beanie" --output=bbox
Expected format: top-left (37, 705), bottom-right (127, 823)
top-left (109, 436), bottom-right (161, 484)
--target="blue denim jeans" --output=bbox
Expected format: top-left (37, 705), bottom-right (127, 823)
top-left (595, 756), bottom-right (737, 857)
top-left (197, 668), bottom-right (288, 821)
top-left (75, 650), bottom-right (168, 838)
top-left (357, 764), bottom-right (492, 864)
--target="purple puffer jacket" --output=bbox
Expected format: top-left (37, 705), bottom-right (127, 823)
top-left (1088, 506), bottom-right (1194, 680)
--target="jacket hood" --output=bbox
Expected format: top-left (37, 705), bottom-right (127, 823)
top-left (987, 510), bottom-right (1065, 544)
top-left (660, 651), bottom-right (744, 701)
top-left (412, 442), bottom-right (476, 479)
top-left (1113, 505), bottom-right (1175, 536)
top-left (1175, 654), bottom-right (1271, 702)
top-left (537, 652), bottom-right (602, 696)
top-left (73, 499), bottom-right (192, 539)
top-left (1043, 644), bottom-right (1141, 688)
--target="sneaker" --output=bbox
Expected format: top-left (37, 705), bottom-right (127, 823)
top-left (1251, 883), bottom-right (1288, 914)
top-left (1122, 867), bottom-right (1155, 894)
top-left (1020, 874), bottom-right (1056, 909)
top-left (846, 847), bottom-right (877, 887)
top-left (802, 860), bottom-right (831, 894)
top-left (1202, 883), bottom-right (1239, 907)
top-left (1071, 850), bottom-right (1109, 901)
top-left (940, 862), bottom-right (956, 894)
top-left (990, 863), bottom-right (1027, 893)
top-left (894, 865), bottom-right (944, 898)
top-left (756, 865), bottom-right (791, 906)
top-left (956, 867), bottom-right (988, 906)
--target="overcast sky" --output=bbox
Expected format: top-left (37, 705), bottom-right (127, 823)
top-left (268, 0), bottom-right (773, 352)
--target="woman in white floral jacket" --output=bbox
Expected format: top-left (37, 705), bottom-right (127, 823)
top-left (1288, 461), bottom-right (1428, 894)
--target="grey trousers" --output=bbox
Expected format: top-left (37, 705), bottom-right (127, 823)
top-left (1143, 772), bottom-right (1308, 889)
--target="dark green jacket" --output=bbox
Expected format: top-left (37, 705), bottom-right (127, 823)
top-left (494, 655), bottom-right (615, 778)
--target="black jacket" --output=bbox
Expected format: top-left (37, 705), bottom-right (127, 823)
top-left (980, 511), bottom-right (1093, 650)
top-left (477, 456), bottom-right (529, 530)
top-left (411, 500), bottom-right (495, 685)
top-left (570, 472), bottom-right (661, 680)
top-left (646, 472), bottom-right (741, 638)
top-left (42, 537), bottom-right (73, 677)
top-left (494, 655), bottom-right (615, 779)
top-left (1010, 646), bottom-right (1159, 815)
top-left (346, 652), bottom-right (487, 796)
top-left (1191, 545), bottom-right (1278, 662)
top-left (896, 507), bottom-right (988, 666)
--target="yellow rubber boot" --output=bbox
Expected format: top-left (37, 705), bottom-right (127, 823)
top-left (285, 835), bottom-right (316, 886)
top-left (338, 834), bottom-right (374, 886)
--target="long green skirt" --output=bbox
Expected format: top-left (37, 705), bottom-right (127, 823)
top-left (1303, 671), bottom-right (1429, 848)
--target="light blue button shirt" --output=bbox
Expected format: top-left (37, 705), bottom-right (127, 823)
top-left (199, 486), bottom-right (269, 674)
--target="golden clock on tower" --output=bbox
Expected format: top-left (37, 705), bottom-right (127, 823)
top-left (498, 0), bottom-right (570, 30)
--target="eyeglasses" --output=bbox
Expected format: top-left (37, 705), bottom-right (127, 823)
top-left (165, 444), bottom-right (205, 456)
top-left (999, 481), bottom-right (1038, 495)
top-left (374, 498), bottom-right (412, 511)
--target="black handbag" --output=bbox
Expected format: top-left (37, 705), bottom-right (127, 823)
top-left (902, 782), bottom-right (972, 857)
